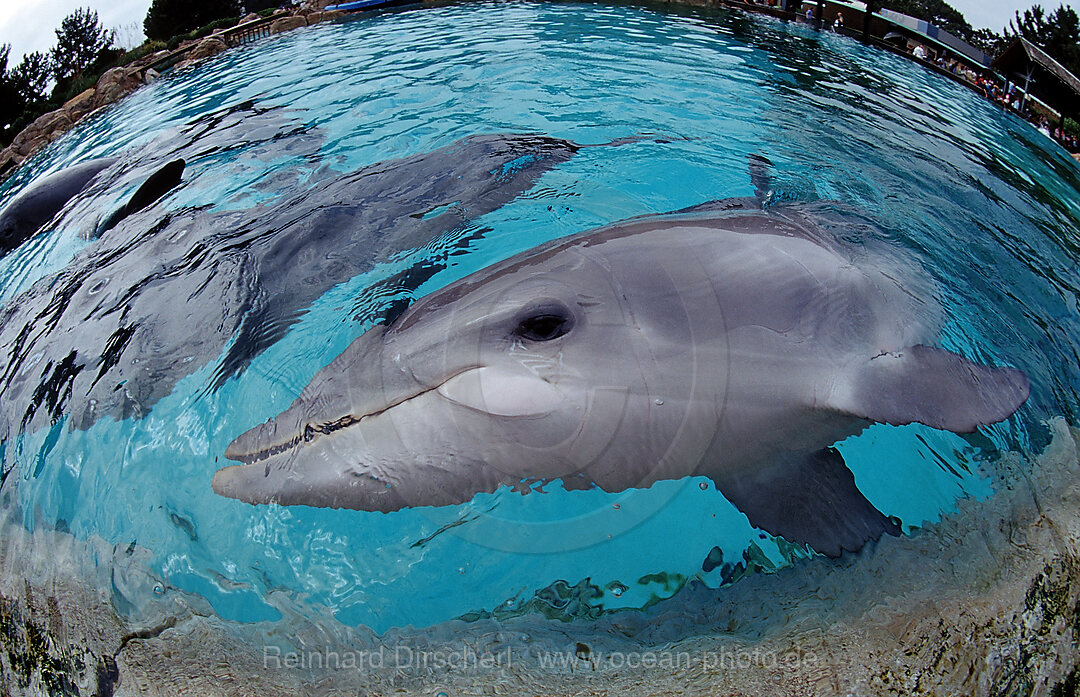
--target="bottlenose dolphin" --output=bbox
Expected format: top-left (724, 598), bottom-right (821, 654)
top-left (214, 177), bottom-right (1030, 557)
top-left (0, 131), bottom-right (625, 439)
top-left (0, 157), bottom-right (117, 257)
top-left (0, 155), bottom-right (186, 257)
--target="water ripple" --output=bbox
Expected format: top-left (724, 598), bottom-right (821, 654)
top-left (0, 1), bottom-right (1077, 632)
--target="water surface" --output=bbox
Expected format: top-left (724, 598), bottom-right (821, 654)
top-left (0, 1), bottom-right (1076, 633)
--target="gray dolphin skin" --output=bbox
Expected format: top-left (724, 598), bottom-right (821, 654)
top-left (214, 197), bottom-right (1031, 557)
top-left (0, 157), bottom-right (117, 257)
top-left (0, 132), bottom-right (592, 439)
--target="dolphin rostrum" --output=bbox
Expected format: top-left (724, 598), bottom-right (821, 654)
top-left (213, 194), bottom-right (1030, 557)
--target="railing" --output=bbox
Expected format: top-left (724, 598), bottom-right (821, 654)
top-left (140, 15), bottom-right (282, 75)
top-left (221, 16), bottom-right (278, 47)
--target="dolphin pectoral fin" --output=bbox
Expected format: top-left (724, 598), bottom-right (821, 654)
top-left (711, 448), bottom-right (900, 558)
top-left (436, 366), bottom-right (566, 417)
top-left (834, 345), bottom-right (1030, 433)
top-left (98, 159), bottom-right (186, 235)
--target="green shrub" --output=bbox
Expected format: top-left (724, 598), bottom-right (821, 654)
top-left (144, 0), bottom-right (242, 41)
top-left (57, 72), bottom-right (97, 103)
top-left (183, 16), bottom-right (239, 41)
top-left (206, 17), bottom-right (240, 31)
top-left (118, 40), bottom-right (169, 66)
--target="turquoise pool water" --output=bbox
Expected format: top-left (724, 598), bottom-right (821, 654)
top-left (0, 2), bottom-right (1075, 633)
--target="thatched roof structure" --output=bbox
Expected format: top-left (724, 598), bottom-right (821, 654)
top-left (993, 37), bottom-right (1080, 118)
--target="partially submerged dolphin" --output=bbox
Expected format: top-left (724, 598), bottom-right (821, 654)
top-left (0, 130), bottom-right (626, 439)
top-left (213, 175), bottom-right (1030, 557)
top-left (0, 155), bottom-right (185, 257)
top-left (0, 157), bottom-right (117, 257)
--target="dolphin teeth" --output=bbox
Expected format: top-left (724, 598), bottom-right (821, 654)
top-left (226, 381), bottom-right (451, 468)
top-left (309, 415), bottom-right (362, 437)
top-left (238, 433), bottom-right (302, 465)
top-left (229, 413), bottom-right (366, 467)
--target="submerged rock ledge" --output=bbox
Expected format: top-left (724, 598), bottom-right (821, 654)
top-left (0, 419), bottom-right (1077, 696)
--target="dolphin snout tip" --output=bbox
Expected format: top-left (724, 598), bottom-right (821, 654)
top-left (211, 464), bottom-right (252, 502)
top-left (212, 462), bottom-right (292, 506)
top-left (222, 440), bottom-right (245, 462)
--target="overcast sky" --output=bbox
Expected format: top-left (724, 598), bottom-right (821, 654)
top-left (947, 0), bottom-right (1036, 33)
top-left (0, 0), bottom-right (1048, 65)
top-left (0, 0), bottom-right (151, 65)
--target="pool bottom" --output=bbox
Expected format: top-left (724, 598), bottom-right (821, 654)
top-left (1, 420), bottom-right (1078, 697)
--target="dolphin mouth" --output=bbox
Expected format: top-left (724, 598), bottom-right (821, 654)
top-left (224, 386), bottom-right (436, 465)
top-left (226, 433), bottom-right (306, 466)
top-left (223, 368), bottom-right (480, 466)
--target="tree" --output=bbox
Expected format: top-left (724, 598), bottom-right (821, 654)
top-left (1007, 4), bottom-right (1080, 76)
top-left (243, 0), bottom-right (284, 12)
top-left (50, 8), bottom-right (114, 84)
top-left (881, 0), bottom-right (974, 42)
top-left (969, 28), bottom-right (1009, 57)
top-left (10, 52), bottom-right (52, 113)
top-left (0, 45), bottom-right (21, 142)
top-left (1010, 5), bottom-right (1051, 45)
top-left (0, 46), bottom-right (52, 145)
top-left (144, 0), bottom-right (242, 42)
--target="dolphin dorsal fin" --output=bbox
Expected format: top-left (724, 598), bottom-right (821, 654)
top-left (123, 158), bottom-right (185, 216)
top-left (829, 345), bottom-right (1030, 433)
top-left (97, 158), bottom-right (185, 235)
top-left (747, 154), bottom-right (773, 207)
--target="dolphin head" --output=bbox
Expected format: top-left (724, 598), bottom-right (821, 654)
top-left (0, 156), bottom-right (118, 257)
top-left (214, 222), bottom-right (704, 510)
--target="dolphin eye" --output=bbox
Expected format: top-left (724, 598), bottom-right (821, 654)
top-left (514, 306), bottom-right (574, 342)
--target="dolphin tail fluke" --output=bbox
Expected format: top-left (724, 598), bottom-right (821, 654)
top-left (836, 345), bottom-right (1030, 433)
top-left (711, 447), bottom-right (900, 558)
